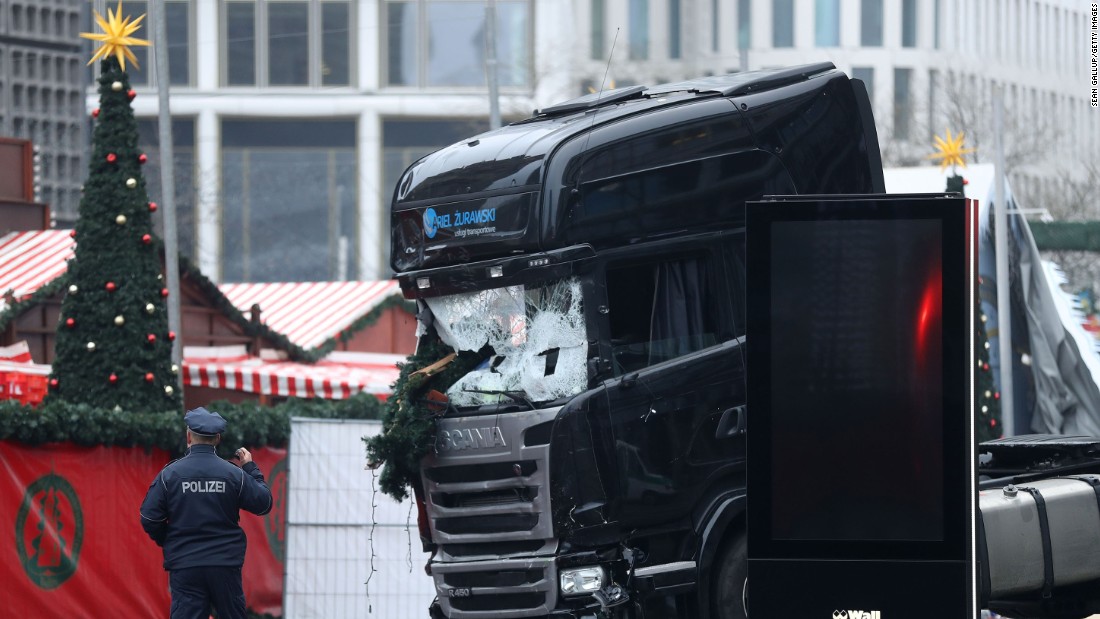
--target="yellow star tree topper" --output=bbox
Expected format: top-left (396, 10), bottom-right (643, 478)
top-left (927, 128), bottom-right (976, 172)
top-left (79, 1), bottom-right (150, 71)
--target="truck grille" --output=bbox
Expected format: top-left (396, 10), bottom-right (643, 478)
top-left (424, 407), bottom-right (561, 618)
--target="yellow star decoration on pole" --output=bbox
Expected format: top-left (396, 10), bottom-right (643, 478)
top-left (927, 128), bottom-right (976, 172)
top-left (79, 1), bottom-right (150, 72)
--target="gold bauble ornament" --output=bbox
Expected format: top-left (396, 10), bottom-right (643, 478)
top-left (114, 315), bottom-right (125, 326)
top-left (68, 284), bottom-right (79, 294)
top-left (87, 341), bottom-right (96, 351)
top-left (146, 303), bottom-right (155, 314)
top-left (116, 214), bottom-right (127, 225)
top-left (164, 385), bottom-right (174, 395)
top-left (111, 80), bottom-right (123, 91)
top-left (126, 177), bottom-right (137, 188)
top-left (171, 364), bottom-right (179, 374)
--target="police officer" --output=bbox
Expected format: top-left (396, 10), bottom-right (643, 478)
top-left (140, 407), bottom-right (273, 619)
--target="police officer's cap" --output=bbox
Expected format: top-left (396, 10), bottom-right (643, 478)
top-left (184, 407), bottom-right (227, 436)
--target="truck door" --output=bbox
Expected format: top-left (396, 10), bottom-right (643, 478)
top-left (596, 240), bottom-right (747, 529)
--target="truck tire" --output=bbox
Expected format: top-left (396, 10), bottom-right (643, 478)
top-left (711, 532), bottom-right (748, 619)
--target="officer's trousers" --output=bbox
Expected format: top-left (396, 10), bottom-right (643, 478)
top-left (169, 566), bottom-right (247, 619)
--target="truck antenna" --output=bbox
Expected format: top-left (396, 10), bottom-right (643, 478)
top-left (576, 28), bottom-right (620, 188)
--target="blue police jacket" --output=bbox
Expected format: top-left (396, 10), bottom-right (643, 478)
top-left (139, 444), bottom-right (273, 570)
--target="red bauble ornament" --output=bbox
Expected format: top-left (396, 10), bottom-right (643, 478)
top-left (982, 362), bottom-right (990, 371)
top-left (168, 331), bottom-right (176, 341)
top-left (147, 333), bottom-right (157, 343)
top-left (148, 202), bottom-right (158, 212)
top-left (994, 392), bottom-right (1000, 400)
top-left (65, 317), bottom-right (75, 328)
top-left (127, 89), bottom-right (136, 100)
top-left (139, 153), bottom-right (148, 164)
top-left (92, 108), bottom-right (100, 118)
top-left (49, 378), bottom-right (59, 388)
top-left (69, 230), bottom-right (76, 238)
top-left (109, 373), bottom-right (118, 384)
top-left (990, 418), bottom-right (997, 427)
top-left (160, 288), bottom-right (169, 298)
top-left (106, 153), bottom-right (117, 163)
top-left (106, 281), bottom-right (117, 292)
top-left (145, 372), bottom-right (155, 383)
top-left (142, 234), bottom-right (152, 244)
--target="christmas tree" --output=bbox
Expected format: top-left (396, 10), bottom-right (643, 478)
top-left (48, 4), bottom-right (181, 411)
top-left (931, 129), bottom-right (1001, 440)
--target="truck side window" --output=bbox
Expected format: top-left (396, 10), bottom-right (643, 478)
top-left (606, 255), bottom-right (719, 375)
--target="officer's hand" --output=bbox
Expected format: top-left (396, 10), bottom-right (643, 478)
top-left (235, 447), bottom-right (253, 465)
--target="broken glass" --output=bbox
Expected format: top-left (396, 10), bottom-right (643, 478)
top-left (424, 278), bottom-right (588, 406)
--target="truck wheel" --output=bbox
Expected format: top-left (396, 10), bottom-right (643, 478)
top-left (711, 533), bottom-right (748, 619)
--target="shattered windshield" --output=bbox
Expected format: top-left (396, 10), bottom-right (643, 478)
top-left (425, 277), bottom-right (588, 407)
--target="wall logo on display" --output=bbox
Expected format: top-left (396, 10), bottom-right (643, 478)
top-left (15, 473), bottom-right (85, 589)
top-left (833, 611), bottom-right (881, 619)
top-left (264, 457), bottom-right (288, 564)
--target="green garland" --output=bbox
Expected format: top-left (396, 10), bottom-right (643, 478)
top-left (365, 332), bottom-right (485, 501)
top-left (0, 393), bottom-right (384, 458)
top-left (0, 273), bottom-right (72, 334)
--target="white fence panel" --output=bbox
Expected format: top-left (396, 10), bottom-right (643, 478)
top-left (285, 418), bottom-right (435, 618)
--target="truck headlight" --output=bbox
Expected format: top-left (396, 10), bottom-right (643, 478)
top-left (560, 566), bottom-right (606, 597)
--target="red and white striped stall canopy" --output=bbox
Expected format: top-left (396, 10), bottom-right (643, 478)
top-left (0, 230), bottom-right (74, 310)
top-left (219, 280), bottom-right (403, 350)
top-left (183, 346), bottom-right (402, 400)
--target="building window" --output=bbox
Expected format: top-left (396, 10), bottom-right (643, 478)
top-left (815, 0), bottom-right (840, 47)
top-left (590, 0), bottom-right (605, 60)
top-left (669, 0), bottom-right (681, 59)
top-left (223, 1), bottom-right (354, 88)
top-left (119, 1), bottom-right (191, 86)
top-left (861, 0), bottom-right (882, 46)
top-left (136, 119), bottom-right (197, 259)
top-left (893, 68), bottom-right (911, 140)
top-left (852, 66), bottom-right (874, 106)
top-left (901, 0), bottom-right (917, 47)
top-left (221, 120), bottom-right (358, 282)
top-left (773, 0), bottom-right (794, 47)
top-left (385, 0), bottom-right (531, 88)
top-left (628, 0), bottom-right (648, 60)
top-left (934, 0), bottom-right (941, 48)
top-left (737, 0), bottom-right (751, 50)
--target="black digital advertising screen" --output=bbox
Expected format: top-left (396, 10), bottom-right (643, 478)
top-left (746, 194), bottom-right (976, 619)
top-left (769, 218), bottom-right (944, 542)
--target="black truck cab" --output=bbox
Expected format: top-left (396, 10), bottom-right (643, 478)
top-left (390, 63), bottom-right (883, 619)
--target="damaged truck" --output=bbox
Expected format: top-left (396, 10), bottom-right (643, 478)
top-left (381, 62), bottom-right (1100, 618)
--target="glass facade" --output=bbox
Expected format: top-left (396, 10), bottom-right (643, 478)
top-left (119, 1), bottom-right (190, 86)
top-left (902, 0), bottom-right (917, 47)
top-left (220, 120), bottom-right (358, 282)
top-left (223, 0), bottom-right (352, 87)
top-left (893, 68), bottom-right (911, 140)
top-left (861, 0), bottom-right (883, 46)
top-left (669, 0), bottom-right (681, 59)
top-left (852, 67), bottom-right (874, 104)
top-left (737, 0), bottom-right (751, 50)
top-left (773, 0), bottom-right (794, 48)
top-left (815, 0), bottom-right (840, 47)
top-left (385, 0), bottom-right (531, 88)
top-left (591, 0), bottom-right (605, 60)
top-left (628, 0), bottom-right (648, 60)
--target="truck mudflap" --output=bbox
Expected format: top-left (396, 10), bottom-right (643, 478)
top-left (980, 435), bottom-right (1100, 618)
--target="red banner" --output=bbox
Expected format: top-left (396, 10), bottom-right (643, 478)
top-left (242, 447), bottom-right (288, 616)
top-left (1, 441), bottom-right (288, 617)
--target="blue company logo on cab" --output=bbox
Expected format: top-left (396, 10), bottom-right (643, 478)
top-left (423, 206), bottom-right (496, 239)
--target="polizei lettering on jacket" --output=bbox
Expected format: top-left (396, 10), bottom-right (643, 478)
top-left (181, 480), bottom-right (226, 494)
top-left (436, 427), bottom-right (507, 452)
